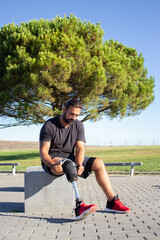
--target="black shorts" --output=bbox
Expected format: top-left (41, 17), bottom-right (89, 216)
top-left (41, 156), bottom-right (96, 179)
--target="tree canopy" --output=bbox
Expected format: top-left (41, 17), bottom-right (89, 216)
top-left (0, 14), bottom-right (154, 128)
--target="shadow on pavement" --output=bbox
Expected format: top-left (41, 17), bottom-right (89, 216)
top-left (152, 185), bottom-right (160, 189)
top-left (0, 187), bottom-right (24, 192)
top-left (0, 202), bottom-right (24, 212)
top-left (0, 212), bottom-right (75, 223)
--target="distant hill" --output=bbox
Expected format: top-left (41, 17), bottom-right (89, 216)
top-left (0, 140), bottom-right (39, 150)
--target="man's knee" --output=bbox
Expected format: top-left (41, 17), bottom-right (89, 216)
top-left (91, 158), bottom-right (105, 171)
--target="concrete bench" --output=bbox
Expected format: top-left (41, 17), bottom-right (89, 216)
top-left (0, 163), bottom-right (20, 175)
top-left (24, 166), bottom-right (73, 213)
top-left (105, 162), bottom-right (143, 176)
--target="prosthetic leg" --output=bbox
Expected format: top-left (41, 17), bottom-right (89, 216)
top-left (62, 159), bottom-right (97, 220)
top-left (62, 160), bottom-right (82, 205)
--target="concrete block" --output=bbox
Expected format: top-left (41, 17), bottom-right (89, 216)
top-left (24, 166), bottom-right (73, 213)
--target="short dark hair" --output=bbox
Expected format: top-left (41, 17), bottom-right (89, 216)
top-left (65, 99), bottom-right (82, 110)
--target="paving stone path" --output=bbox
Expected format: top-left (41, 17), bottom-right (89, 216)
top-left (0, 174), bottom-right (159, 240)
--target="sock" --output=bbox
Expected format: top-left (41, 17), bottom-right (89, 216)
top-left (108, 196), bottom-right (116, 203)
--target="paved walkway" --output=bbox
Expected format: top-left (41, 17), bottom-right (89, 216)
top-left (0, 174), bottom-right (160, 240)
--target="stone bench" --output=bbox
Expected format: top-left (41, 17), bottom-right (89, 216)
top-left (24, 166), bottom-right (73, 213)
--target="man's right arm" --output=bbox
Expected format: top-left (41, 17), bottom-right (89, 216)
top-left (40, 141), bottom-right (54, 168)
top-left (40, 141), bottom-right (63, 174)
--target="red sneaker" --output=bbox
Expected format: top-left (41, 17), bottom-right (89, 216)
top-left (75, 201), bottom-right (97, 221)
top-left (105, 196), bottom-right (130, 214)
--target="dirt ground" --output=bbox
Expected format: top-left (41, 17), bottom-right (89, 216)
top-left (0, 140), bottom-right (39, 150)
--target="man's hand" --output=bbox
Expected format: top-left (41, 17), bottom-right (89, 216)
top-left (50, 158), bottom-right (64, 175)
top-left (77, 164), bottom-right (84, 176)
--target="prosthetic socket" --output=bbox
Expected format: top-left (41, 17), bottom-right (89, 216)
top-left (62, 160), bottom-right (78, 182)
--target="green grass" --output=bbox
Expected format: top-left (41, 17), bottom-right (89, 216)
top-left (85, 145), bottom-right (160, 173)
top-left (0, 150), bottom-right (41, 172)
top-left (0, 145), bottom-right (160, 173)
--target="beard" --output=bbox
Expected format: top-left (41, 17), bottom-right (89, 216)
top-left (63, 112), bottom-right (74, 125)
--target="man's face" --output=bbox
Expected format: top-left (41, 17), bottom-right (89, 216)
top-left (63, 106), bottom-right (81, 125)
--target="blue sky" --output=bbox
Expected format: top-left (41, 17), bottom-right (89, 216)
top-left (0, 0), bottom-right (160, 146)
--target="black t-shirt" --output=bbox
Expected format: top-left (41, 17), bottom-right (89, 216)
top-left (39, 116), bottom-right (86, 158)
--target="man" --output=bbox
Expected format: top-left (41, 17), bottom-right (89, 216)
top-left (40, 99), bottom-right (130, 220)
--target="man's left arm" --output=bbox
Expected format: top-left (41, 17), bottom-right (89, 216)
top-left (75, 140), bottom-right (85, 175)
